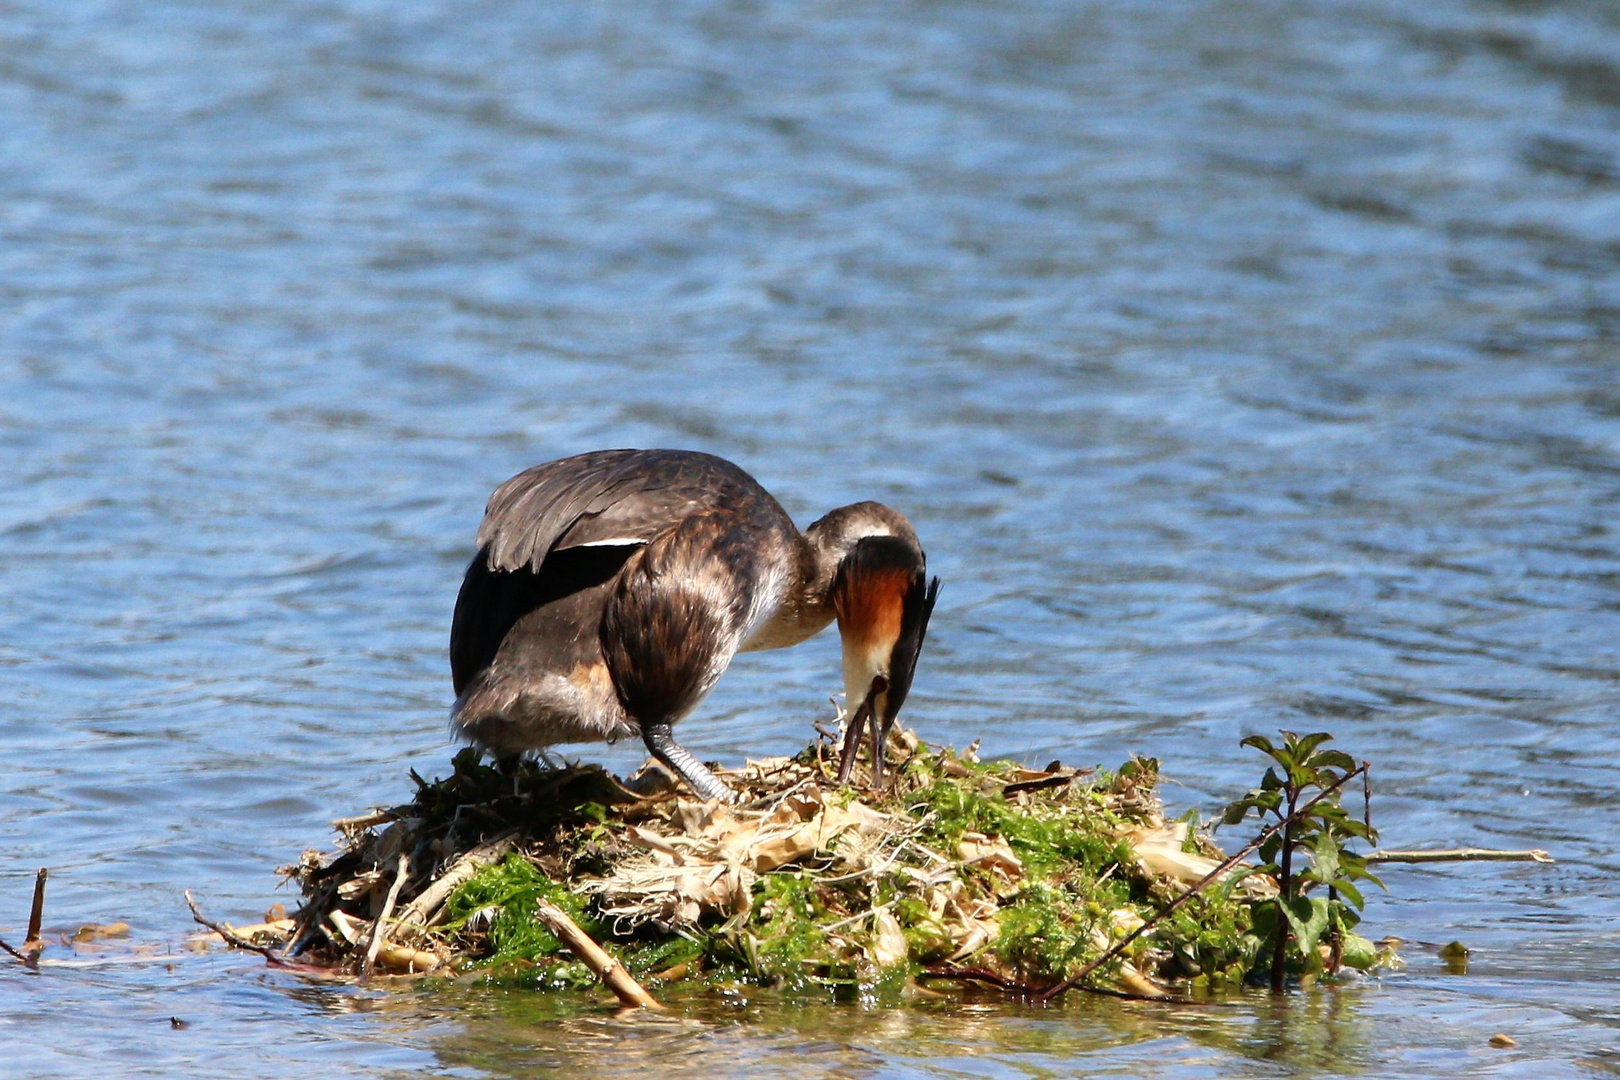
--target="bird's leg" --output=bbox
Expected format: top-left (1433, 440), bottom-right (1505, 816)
top-left (490, 753), bottom-right (525, 797)
top-left (835, 697), bottom-right (873, 786)
top-left (641, 720), bottom-right (736, 804)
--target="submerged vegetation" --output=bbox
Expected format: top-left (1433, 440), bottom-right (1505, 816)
top-left (268, 729), bottom-right (1392, 1001)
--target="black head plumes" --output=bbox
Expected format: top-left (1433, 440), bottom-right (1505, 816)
top-left (882, 566), bottom-right (941, 731)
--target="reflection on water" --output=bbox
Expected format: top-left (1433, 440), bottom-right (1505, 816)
top-left (393, 985), bottom-right (1385, 1080)
top-left (334, 978), bottom-right (1525, 1079)
top-left (3, 0), bottom-right (1620, 1074)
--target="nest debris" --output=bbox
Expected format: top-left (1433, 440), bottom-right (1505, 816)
top-left (248, 730), bottom-right (1281, 998)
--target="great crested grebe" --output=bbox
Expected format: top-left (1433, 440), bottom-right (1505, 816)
top-left (449, 449), bottom-right (939, 803)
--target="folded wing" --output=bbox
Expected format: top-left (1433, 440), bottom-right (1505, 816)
top-left (476, 449), bottom-right (765, 571)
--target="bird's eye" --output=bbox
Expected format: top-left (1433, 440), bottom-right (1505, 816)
top-left (872, 675), bottom-right (889, 693)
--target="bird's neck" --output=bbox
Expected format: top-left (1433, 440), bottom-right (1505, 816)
top-left (738, 529), bottom-right (839, 652)
top-left (740, 501), bottom-right (919, 653)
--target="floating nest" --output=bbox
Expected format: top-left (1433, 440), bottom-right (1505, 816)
top-left (245, 731), bottom-right (1285, 999)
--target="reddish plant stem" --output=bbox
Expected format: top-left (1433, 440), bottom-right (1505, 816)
top-left (1270, 795), bottom-right (1296, 993)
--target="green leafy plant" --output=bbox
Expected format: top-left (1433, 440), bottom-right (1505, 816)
top-left (1221, 731), bottom-right (1381, 990)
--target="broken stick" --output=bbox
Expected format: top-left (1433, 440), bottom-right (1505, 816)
top-left (184, 891), bottom-right (326, 972)
top-left (20, 867), bottom-right (47, 966)
top-left (1366, 848), bottom-right (1554, 864)
top-left (533, 899), bottom-right (663, 1010)
top-left (360, 853), bottom-right (410, 980)
top-left (328, 910), bottom-right (441, 974)
top-left (26, 868), bottom-right (46, 945)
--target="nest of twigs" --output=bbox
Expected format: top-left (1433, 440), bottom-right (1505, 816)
top-left (235, 730), bottom-right (1273, 998)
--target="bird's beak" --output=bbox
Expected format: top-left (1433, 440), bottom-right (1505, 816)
top-left (835, 640), bottom-right (889, 786)
top-left (834, 570), bottom-right (940, 787)
top-left (876, 573), bottom-right (940, 738)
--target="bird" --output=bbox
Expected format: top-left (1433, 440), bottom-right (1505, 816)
top-left (448, 448), bottom-right (939, 803)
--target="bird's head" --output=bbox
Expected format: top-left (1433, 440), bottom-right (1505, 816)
top-left (832, 534), bottom-right (940, 741)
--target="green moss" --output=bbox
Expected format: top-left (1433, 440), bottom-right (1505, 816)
top-left (995, 884), bottom-right (1098, 982)
top-left (439, 854), bottom-right (595, 987)
top-left (716, 871), bottom-right (861, 991)
top-left (894, 897), bottom-right (954, 964)
top-left (615, 934), bottom-right (705, 980)
top-left (903, 759), bottom-right (1135, 880)
top-left (444, 853), bottom-right (717, 988)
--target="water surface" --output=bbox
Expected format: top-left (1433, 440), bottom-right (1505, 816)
top-left (3, 0), bottom-right (1620, 1075)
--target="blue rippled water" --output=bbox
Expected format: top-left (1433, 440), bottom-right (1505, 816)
top-left (3, 0), bottom-right (1619, 1075)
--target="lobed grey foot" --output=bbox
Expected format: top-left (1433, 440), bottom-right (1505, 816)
top-left (641, 720), bottom-right (737, 804)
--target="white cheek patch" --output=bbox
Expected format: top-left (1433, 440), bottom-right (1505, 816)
top-left (841, 635), bottom-right (892, 705)
top-left (565, 538), bottom-right (649, 548)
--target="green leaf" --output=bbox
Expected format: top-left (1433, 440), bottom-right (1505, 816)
top-left (1290, 732), bottom-right (1333, 762)
top-left (1260, 767), bottom-right (1283, 792)
top-left (1309, 830), bottom-right (1340, 885)
top-left (1241, 734), bottom-right (1276, 757)
top-left (1227, 789), bottom-right (1281, 822)
top-left (1282, 895), bottom-right (1331, 959)
top-left (1311, 749), bottom-right (1356, 773)
top-left (1215, 864), bottom-right (1263, 902)
top-left (1353, 866), bottom-right (1386, 892)
top-left (1336, 856), bottom-right (1385, 889)
top-left (1331, 818), bottom-right (1372, 842)
top-left (1331, 878), bottom-right (1364, 909)
top-left (1249, 898), bottom-right (1282, 947)
top-left (1286, 760), bottom-right (1318, 790)
top-left (1338, 932), bottom-right (1378, 971)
